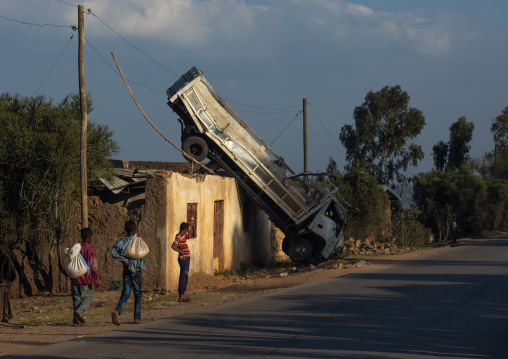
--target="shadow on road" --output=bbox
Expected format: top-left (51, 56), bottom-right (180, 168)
top-left (9, 238), bottom-right (508, 359)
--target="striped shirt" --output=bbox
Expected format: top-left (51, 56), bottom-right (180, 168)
top-left (174, 232), bottom-right (190, 259)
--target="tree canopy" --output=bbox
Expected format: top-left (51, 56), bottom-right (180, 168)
top-left (0, 93), bottom-right (119, 294)
top-left (339, 85), bottom-right (425, 185)
top-left (432, 116), bottom-right (474, 171)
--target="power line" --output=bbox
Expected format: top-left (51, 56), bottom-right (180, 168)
top-left (85, 38), bottom-right (165, 94)
top-left (235, 108), bottom-right (301, 114)
top-left (308, 123), bottom-right (333, 159)
top-left (33, 32), bottom-right (76, 96)
top-left (87, 10), bottom-right (297, 112)
top-left (223, 98), bottom-right (300, 111)
top-left (308, 102), bottom-right (345, 157)
top-left (86, 9), bottom-right (299, 112)
top-left (88, 11), bottom-right (179, 77)
top-left (0, 15), bottom-right (76, 29)
top-left (269, 111), bottom-right (302, 146)
top-left (55, 0), bottom-right (78, 7)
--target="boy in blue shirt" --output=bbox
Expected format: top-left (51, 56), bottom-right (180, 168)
top-left (110, 220), bottom-right (146, 325)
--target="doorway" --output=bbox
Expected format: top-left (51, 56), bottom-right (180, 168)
top-left (213, 200), bottom-right (224, 271)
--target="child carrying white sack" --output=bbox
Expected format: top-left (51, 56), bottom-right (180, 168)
top-left (64, 243), bottom-right (89, 278)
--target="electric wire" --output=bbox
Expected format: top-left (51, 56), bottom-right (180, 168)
top-left (308, 123), bottom-right (333, 159)
top-left (55, 0), bottom-right (78, 7)
top-left (269, 111), bottom-right (301, 146)
top-left (0, 15), bottom-right (76, 29)
top-left (235, 108), bottom-right (301, 114)
top-left (33, 32), bottom-right (76, 96)
top-left (89, 11), bottom-right (179, 77)
top-left (308, 102), bottom-right (345, 157)
top-left (84, 9), bottom-right (303, 114)
top-left (223, 98), bottom-right (300, 111)
top-left (86, 38), bottom-right (165, 94)
top-left (87, 11), bottom-right (301, 112)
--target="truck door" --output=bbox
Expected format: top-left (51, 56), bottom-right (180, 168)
top-left (308, 199), bottom-right (345, 258)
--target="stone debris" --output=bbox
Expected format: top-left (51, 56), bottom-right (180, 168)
top-left (340, 238), bottom-right (403, 256)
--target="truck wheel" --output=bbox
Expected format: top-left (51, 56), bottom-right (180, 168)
top-left (182, 136), bottom-right (208, 162)
top-left (288, 238), bottom-right (313, 264)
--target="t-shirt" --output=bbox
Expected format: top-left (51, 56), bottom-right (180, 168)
top-left (174, 232), bottom-right (190, 259)
top-left (73, 242), bottom-right (100, 286)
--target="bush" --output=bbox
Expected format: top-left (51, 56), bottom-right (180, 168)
top-left (335, 168), bottom-right (391, 241)
top-left (391, 209), bottom-right (431, 249)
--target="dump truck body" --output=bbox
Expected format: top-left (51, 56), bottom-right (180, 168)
top-left (167, 67), bottom-right (348, 263)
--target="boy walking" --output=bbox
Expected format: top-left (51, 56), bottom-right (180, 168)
top-left (61, 228), bottom-right (101, 326)
top-left (111, 220), bottom-right (146, 325)
top-left (172, 222), bottom-right (192, 303)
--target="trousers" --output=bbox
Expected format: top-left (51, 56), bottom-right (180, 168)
top-left (115, 270), bottom-right (142, 320)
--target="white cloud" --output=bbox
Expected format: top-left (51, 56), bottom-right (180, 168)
top-left (54, 0), bottom-right (481, 59)
top-left (290, 1), bottom-right (461, 58)
top-left (63, 0), bottom-right (264, 45)
top-left (347, 3), bottom-right (374, 17)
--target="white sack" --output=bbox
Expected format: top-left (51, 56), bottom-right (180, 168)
top-left (123, 234), bottom-right (149, 259)
top-left (63, 243), bottom-right (89, 279)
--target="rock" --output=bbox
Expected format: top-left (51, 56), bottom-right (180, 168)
top-left (355, 260), bottom-right (368, 267)
top-left (280, 272), bottom-right (289, 277)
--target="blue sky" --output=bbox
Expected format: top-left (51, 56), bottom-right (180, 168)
top-left (1, 0), bottom-right (507, 177)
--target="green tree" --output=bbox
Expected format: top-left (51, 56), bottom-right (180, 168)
top-left (492, 106), bottom-right (508, 151)
top-left (432, 141), bottom-right (448, 171)
top-left (447, 117), bottom-right (475, 170)
top-left (0, 93), bottom-right (119, 294)
top-left (412, 165), bottom-right (497, 241)
top-left (331, 168), bottom-right (390, 241)
top-left (470, 107), bottom-right (508, 180)
top-left (339, 85), bottom-right (425, 185)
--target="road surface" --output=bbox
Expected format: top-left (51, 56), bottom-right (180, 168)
top-left (6, 237), bottom-right (508, 358)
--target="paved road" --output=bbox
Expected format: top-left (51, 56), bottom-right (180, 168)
top-left (6, 237), bottom-right (508, 359)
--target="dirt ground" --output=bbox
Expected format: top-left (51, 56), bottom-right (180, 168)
top-left (0, 241), bottom-right (472, 357)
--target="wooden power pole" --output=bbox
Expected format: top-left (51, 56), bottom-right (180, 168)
top-left (78, 5), bottom-right (88, 228)
top-left (303, 98), bottom-right (308, 173)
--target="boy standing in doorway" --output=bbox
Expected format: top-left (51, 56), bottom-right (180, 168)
top-left (172, 222), bottom-right (192, 303)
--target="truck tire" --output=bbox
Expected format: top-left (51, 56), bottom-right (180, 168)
top-left (288, 238), bottom-right (313, 264)
top-left (182, 136), bottom-right (208, 162)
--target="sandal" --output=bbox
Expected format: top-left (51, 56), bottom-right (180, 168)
top-left (178, 297), bottom-right (192, 303)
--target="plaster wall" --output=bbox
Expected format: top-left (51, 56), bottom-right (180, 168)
top-left (163, 172), bottom-right (271, 291)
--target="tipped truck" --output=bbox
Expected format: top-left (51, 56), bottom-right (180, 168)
top-left (167, 67), bottom-right (353, 264)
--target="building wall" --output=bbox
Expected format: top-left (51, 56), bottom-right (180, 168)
top-left (161, 171), bottom-right (272, 291)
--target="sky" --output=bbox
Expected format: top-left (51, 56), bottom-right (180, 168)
top-left (1, 0), bottom-right (507, 177)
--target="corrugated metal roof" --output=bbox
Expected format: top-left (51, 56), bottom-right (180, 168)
top-left (99, 176), bottom-right (130, 195)
top-left (99, 168), bottom-right (158, 194)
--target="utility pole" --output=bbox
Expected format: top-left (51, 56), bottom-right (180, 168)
top-left (78, 5), bottom-right (88, 227)
top-left (303, 98), bottom-right (308, 173)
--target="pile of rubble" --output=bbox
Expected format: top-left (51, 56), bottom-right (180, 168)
top-left (340, 238), bottom-right (402, 255)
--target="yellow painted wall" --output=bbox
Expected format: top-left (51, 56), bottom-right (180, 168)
top-left (161, 172), bottom-right (271, 291)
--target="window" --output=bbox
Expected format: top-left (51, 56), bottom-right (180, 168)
top-left (187, 203), bottom-right (197, 238)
